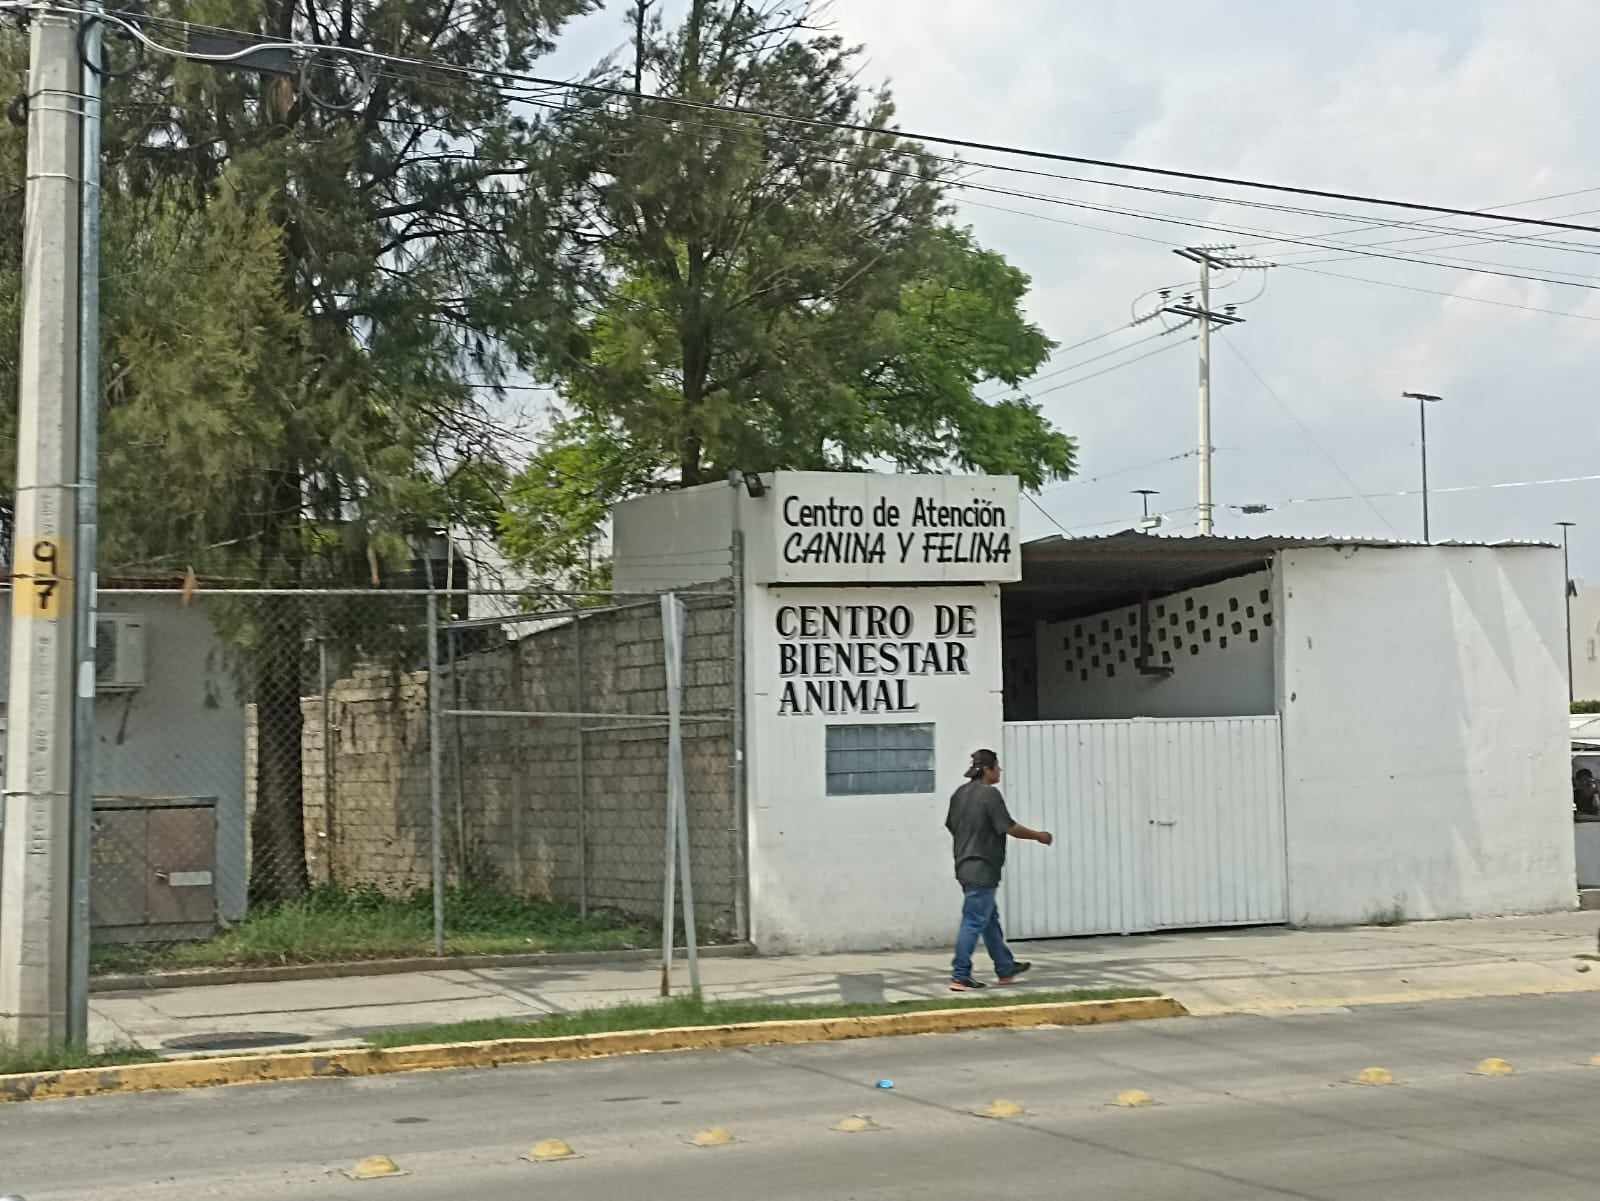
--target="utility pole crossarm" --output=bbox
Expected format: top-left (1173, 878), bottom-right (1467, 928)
top-left (1164, 246), bottom-right (1273, 536)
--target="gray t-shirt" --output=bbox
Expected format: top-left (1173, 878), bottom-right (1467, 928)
top-left (945, 779), bottom-right (1015, 888)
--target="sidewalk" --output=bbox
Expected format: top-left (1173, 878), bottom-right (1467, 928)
top-left (89, 912), bottom-right (1600, 1055)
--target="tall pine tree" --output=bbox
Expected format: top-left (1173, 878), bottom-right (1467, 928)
top-left (499, 0), bottom-right (1074, 578)
top-left (0, 0), bottom-right (591, 904)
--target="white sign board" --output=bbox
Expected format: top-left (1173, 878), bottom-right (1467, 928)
top-left (752, 472), bottom-right (1020, 585)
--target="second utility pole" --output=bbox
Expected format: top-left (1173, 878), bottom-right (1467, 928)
top-left (1165, 247), bottom-right (1260, 535)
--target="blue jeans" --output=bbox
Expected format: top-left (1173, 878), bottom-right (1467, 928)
top-left (952, 885), bottom-right (1017, 982)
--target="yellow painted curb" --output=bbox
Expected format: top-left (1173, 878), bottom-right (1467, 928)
top-left (0, 995), bottom-right (1185, 1105)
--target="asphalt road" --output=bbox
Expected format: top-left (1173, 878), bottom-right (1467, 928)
top-left (7, 993), bottom-right (1600, 1201)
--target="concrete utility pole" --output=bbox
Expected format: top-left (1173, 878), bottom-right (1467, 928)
top-left (1165, 247), bottom-right (1268, 536)
top-left (1402, 392), bottom-right (1442, 543)
top-left (0, 9), bottom-right (84, 1047)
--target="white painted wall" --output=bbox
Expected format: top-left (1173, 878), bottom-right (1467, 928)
top-left (1035, 571), bottom-right (1275, 720)
top-left (746, 583), bottom-right (1003, 953)
top-left (1571, 580), bottom-right (1600, 704)
top-left (0, 594), bottom-right (248, 920)
top-left (1279, 546), bottom-right (1575, 925)
top-left (1576, 824), bottom-right (1600, 889)
top-left (612, 481), bottom-right (736, 594)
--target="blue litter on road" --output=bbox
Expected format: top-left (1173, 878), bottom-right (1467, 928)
top-left (875, 1079), bottom-right (894, 1089)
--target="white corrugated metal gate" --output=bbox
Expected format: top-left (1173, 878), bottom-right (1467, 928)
top-left (999, 718), bottom-right (1288, 938)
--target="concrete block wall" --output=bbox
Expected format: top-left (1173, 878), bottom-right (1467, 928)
top-left (271, 595), bottom-right (740, 932)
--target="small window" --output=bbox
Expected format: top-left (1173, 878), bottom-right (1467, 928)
top-left (826, 723), bottom-right (936, 796)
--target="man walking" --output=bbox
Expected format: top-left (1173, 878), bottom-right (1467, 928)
top-left (945, 748), bottom-right (1053, 991)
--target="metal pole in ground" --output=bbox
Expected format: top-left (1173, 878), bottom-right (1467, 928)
top-left (447, 613), bottom-right (465, 878)
top-left (1559, 522), bottom-right (1577, 704)
top-left (444, 543), bottom-right (464, 876)
top-left (318, 635), bottom-right (335, 885)
top-left (658, 594), bottom-right (679, 997)
top-left (0, 9), bottom-right (84, 1049)
top-left (727, 472), bottom-right (748, 944)
top-left (66, 0), bottom-right (105, 1047)
top-left (574, 610), bottom-right (588, 918)
top-left (425, 586), bottom-right (445, 957)
top-left (663, 593), bottom-right (700, 996)
top-left (1403, 391), bottom-right (1442, 543)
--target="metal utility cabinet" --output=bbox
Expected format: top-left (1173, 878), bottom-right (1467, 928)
top-left (90, 794), bottom-right (219, 944)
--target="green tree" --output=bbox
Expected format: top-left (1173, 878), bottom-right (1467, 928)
top-left (0, 0), bottom-right (590, 904)
top-left (500, 0), bottom-right (1073, 578)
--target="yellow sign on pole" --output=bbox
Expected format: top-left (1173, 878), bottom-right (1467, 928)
top-left (12, 535), bottom-right (71, 619)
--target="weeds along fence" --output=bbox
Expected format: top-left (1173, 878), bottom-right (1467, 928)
top-left (0, 584), bottom-right (744, 964)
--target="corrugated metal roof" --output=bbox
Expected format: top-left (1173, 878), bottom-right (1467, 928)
top-left (1008, 529), bottom-right (1556, 626)
top-left (1024, 530), bottom-right (1558, 552)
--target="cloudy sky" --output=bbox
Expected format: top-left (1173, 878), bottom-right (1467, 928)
top-left (546, 1), bottom-right (1600, 578)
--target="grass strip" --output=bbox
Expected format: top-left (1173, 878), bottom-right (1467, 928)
top-left (369, 988), bottom-right (1159, 1049)
top-left (91, 884), bottom-right (653, 975)
top-left (0, 1042), bottom-right (159, 1076)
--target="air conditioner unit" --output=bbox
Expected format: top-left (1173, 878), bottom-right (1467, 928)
top-left (95, 614), bottom-right (147, 692)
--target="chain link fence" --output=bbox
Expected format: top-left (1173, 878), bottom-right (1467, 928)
top-left (0, 583), bottom-right (744, 972)
top-left (434, 590), bottom-right (741, 939)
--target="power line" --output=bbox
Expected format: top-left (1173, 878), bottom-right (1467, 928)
top-left (507, 88), bottom-right (1600, 290)
top-left (1062, 503), bottom-right (1203, 536)
top-left (1013, 319), bottom-right (1141, 368)
top-left (1281, 263), bottom-right (1600, 322)
top-left (980, 323), bottom-right (1180, 401)
top-left (1026, 335), bottom-right (1195, 400)
top-left (962, 196), bottom-right (1600, 323)
top-left (1236, 185), bottom-right (1600, 259)
top-left (1223, 340), bottom-right (1400, 536)
top-left (1238, 471), bottom-right (1600, 510)
top-left (77, 6), bottom-right (1600, 300)
top-left (70, 4), bottom-right (1600, 240)
top-left (1022, 489), bottom-right (1074, 538)
top-left (1039, 449), bottom-right (1199, 493)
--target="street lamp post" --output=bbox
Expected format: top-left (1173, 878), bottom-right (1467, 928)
top-left (1402, 392), bottom-right (1442, 542)
top-left (1558, 521), bottom-right (1577, 704)
top-left (1133, 489), bottom-right (1160, 532)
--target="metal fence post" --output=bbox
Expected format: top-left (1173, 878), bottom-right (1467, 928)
top-left (318, 635), bottom-right (335, 886)
top-left (507, 640), bottom-right (526, 895)
top-left (425, 589), bottom-right (445, 957)
top-left (662, 593), bottom-right (700, 997)
top-left (729, 528), bottom-right (748, 944)
top-left (575, 611), bottom-right (588, 919)
top-left (447, 614), bottom-right (466, 880)
top-left (659, 599), bottom-right (678, 998)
